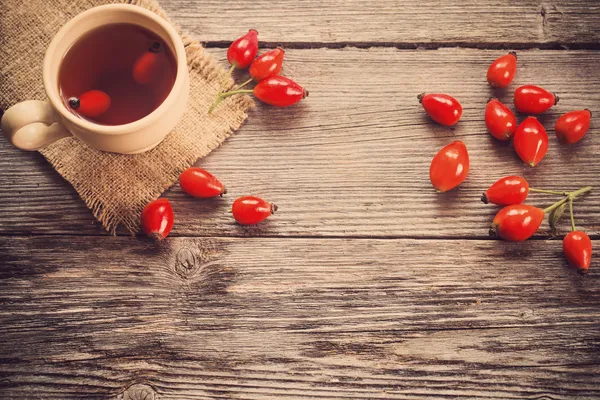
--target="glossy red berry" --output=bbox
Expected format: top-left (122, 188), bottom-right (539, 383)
top-left (133, 42), bottom-right (166, 85)
top-left (141, 198), bottom-right (174, 240)
top-left (490, 204), bottom-right (544, 241)
top-left (429, 141), bottom-right (470, 192)
top-left (513, 117), bottom-right (548, 167)
top-left (253, 76), bottom-right (308, 107)
top-left (482, 176), bottom-right (529, 205)
top-left (68, 90), bottom-right (111, 118)
top-left (227, 29), bottom-right (258, 69)
top-left (485, 98), bottom-right (517, 140)
top-left (418, 93), bottom-right (462, 126)
top-left (563, 231), bottom-right (592, 273)
top-left (250, 48), bottom-right (285, 82)
top-left (514, 85), bottom-right (558, 114)
top-left (232, 196), bottom-right (277, 225)
top-left (179, 167), bottom-right (226, 198)
top-left (487, 52), bottom-right (517, 88)
top-left (555, 109), bottom-right (592, 144)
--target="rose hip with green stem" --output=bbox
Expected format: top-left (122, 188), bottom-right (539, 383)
top-left (213, 76), bottom-right (308, 110)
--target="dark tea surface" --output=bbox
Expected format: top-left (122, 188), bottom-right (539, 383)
top-left (59, 23), bottom-right (177, 125)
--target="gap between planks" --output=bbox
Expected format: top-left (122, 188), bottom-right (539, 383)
top-left (201, 41), bottom-right (600, 51)
top-left (1, 232), bottom-right (599, 240)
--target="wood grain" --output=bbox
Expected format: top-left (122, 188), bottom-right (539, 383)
top-left (159, 0), bottom-right (600, 46)
top-left (1, 49), bottom-right (599, 237)
top-left (1, 236), bottom-right (599, 399)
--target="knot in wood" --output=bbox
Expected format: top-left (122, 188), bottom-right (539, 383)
top-left (174, 247), bottom-right (198, 278)
top-left (117, 383), bottom-right (157, 400)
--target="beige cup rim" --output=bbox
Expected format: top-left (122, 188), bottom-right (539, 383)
top-left (43, 4), bottom-right (187, 136)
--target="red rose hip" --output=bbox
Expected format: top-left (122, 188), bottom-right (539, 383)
top-left (490, 204), bottom-right (544, 241)
top-left (141, 198), bottom-right (174, 240)
top-left (487, 51), bottom-right (517, 88)
top-left (232, 196), bottom-right (277, 225)
top-left (513, 117), bottom-right (548, 167)
top-left (132, 42), bottom-right (166, 85)
top-left (418, 93), bottom-right (462, 126)
top-left (250, 48), bottom-right (285, 82)
top-left (563, 231), bottom-right (592, 273)
top-left (482, 176), bottom-right (529, 205)
top-left (485, 98), bottom-right (517, 140)
top-left (179, 167), bottom-right (226, 198)
top-left (555, 109), bottom-right (592, 144)
top-left (68, 90), bottom-right (111, 118)
top-left (514, 85), bottom-right (558, 114)
top-left (429, 140), bottom-right (470, 192)
top-left (227, 29), bottom-right (259, 69)
top-left (253, 76), bottom-right (308, 107)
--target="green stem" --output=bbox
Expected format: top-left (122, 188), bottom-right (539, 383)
top-left (569, 198), bottom-right (576, 231)
top-left (233, 78), bottom-right (253, 91)
top-left (542, 186), bottom-right (592, 214)
top-left (543, 197), bottom-right (569, 214)
top-left (218, 89), bottom-right (254, 98)
top-left (209, 65), bottom-right (236, 114)
top-left (208, 89), bottom-right (254, 114)
top-left (529, 188), bottom-right (568, 196)
top-left (218, 64), bottom-right (236, 94)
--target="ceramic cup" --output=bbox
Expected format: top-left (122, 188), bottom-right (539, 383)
top-left (1, 4), bottom-right (189, 154)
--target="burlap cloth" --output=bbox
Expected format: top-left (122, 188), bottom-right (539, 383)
top-left (0, 0), bottom-right (253, 233)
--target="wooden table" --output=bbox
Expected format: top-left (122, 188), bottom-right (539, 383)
top-left (2, 1), bottom-right (600, 398)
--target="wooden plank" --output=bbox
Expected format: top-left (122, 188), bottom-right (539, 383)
top-left (1, 236), bottom-right (599, 398)
top-left (159, 0), bottom-right (600, 46)
top-left (1, 48), bottom-right (599, 237)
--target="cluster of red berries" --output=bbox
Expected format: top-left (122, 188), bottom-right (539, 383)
top-left (209, 30), bottom-right (308, 112)
top-left (141, 167), bottom-right (277, 240)
top-left (422, 52), bottom-right (593, 274)
top-left (141, 29), bottom-right (313, 239)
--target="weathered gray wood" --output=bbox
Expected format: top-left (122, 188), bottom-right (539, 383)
top-left (159, 0), bottom-right (600, 46)
top-left (1, 49), bottom-right (599, 237)
top-left (0, 236), bottom-right (599, 399)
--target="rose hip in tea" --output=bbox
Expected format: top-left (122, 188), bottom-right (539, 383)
top-left (59, 23), bottom-right (177, 125)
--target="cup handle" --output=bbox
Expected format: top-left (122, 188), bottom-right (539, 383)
top-left (1, 100), bottom-right (72, 151)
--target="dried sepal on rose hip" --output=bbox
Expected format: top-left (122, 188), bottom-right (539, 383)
top-left (68, 90), bottom-right (111, 118)
top-left (429, 140), bottom-right (469, 192)
top-left (487, 51), bottom-right (517, 88)
top-left (141, 198), bottom-right (174, 240)
top-left (418, 93), bottom-right (462, 126)
top-left (179, 167), bottom-right (227, 198)
top-left (555, 109), bottom-right (592, 144)
top-left (514, 85), bottom-right (558, 114)
top-left (232, 196), bottom-right (277, 225)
